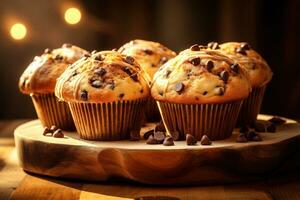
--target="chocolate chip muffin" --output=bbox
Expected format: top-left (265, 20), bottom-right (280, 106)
top-left (19, 44), bottom-right (89, 130)
top-left (216, 42), bottom-right (273, 126)
top-left (151, 46), bottom-right (251, 140)
top-left (55, 50), bottom-right (150, 140)
top-left (119, 39), bottom-right (176, 121)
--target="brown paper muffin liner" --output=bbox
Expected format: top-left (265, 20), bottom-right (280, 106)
top-left (68, 99), bottom-right (147, 141)
top-left (144, 98), bottom-right (161, 122)
top-left (158, 101), bottom-right (242, 141)
top-left (31, 93), bottom-right (75, 131)
top-left (237, 86), bottom-right (266, 127)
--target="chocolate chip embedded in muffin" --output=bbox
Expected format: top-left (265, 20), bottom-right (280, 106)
top-left (125, 56), bottom-right (135, 65)
top-left (44, 48), bottom-right (52, 54)
top-left (230, 63), bottom-right (240, 73)
top-left (240, 42), bottom-right (250, 50)
top-left (206, 60), bottom-right (214, 71)
top-left (119, 93), bottom-right (125, 99)
top-left (190, 44), bottom-right (200, 51)
top-left (159, 56), bottom-right (169, 65)
top-left (62, 43), bottom-right (72, 48)
top-left (215, 87), bottom-right (225, 95)
top-left (207, 42), bottom-right (219, 50)
top-left (91, 80), bottom-right (103, 88)
top-left (80, 90), bottom-right (88, 101)
top-left (200, 135), bottom-right (212, 145)
top-left (94, 68), bottom-right (106, 76)
top-left (190, 57), bottom-right (201, 66)
top-left (84, 53), bottom-right (91, 57)
top-left (174, 82), bottom-right (185, 93)
top-left (236, 47), bottom-right (247, 55)
top-left (220, 70), bottom-right (229, 82)
top-left (164, 70), bottom-right (171, 78)
top-left (143, 49), bottom-right (153, 55)
top-left (55, 54), bottom-right (64, 60)
top-left (94, 54), bottom-right (104, 61)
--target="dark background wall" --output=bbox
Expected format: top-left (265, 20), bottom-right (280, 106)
top-left (0, 0), bottom-right (299, 119)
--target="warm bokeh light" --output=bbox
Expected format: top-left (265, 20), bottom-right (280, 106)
top-left (10, 23), bottom-right (27, 40)
top-left (64, 7), bottom-right (81, 25)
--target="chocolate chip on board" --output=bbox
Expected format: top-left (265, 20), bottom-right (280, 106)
top-left (266, 123), bottom-right (276, 133)
top-left (155, 121), bottom-right (166, 132)
top-left (253, 121), bottom-right (266, 132)
top-left (153, 131), bottom-right (166, 143)
top-left (200, 135), bottom-right (212, 145)
top-left (186, 134), bottom-right (197, 145)
top-left (143, 129), bottom-right (154, 140)
top-left (53, 129), bottom-right (64, 138)
top-left (236, 133), bottom-right (248, 143)
top-left (43, 127), bottom-right (52, 136)
top-left (252, 134), bottom-right (262, 141)
top-left (239, 126), bottom-right (249, 134)
top-left (44, 48), bottom-right (52, 54)
top-left (268, 116), bottom-right (286, 125)
top-left (146, 135), bottom-right (160, 144)
top-left (170, 130), bottom-right (180, 141)
top-left (163, 136), bottom-right (175, 146)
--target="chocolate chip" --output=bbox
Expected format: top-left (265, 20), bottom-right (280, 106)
top-left (253, 121), bottom-right (266, 132)
top-left (240, 42), bottom-right (250, 50)
top-left (236, 133), bottom-right (248, 143)
top-left (53, 129), bottom-right (64, 138)
top-left (170, 130), bottom-right (180, 141)
top-left (236, 47), bottom-right (247, 55)
top-left (220, 71), bottom-right (229, 82)
top-left (155, 121), bottom-right (166, 132)
top-left (165, 70), bottom-right (171, 78)
top-left (44, 48), bottom-right (52, 54)
top-left (125, 56), bottom-right (135, 65)
top-left (239, 126), bottom-right (249, 133)
top-left (144, 49), bottom-right (153, 55)
top-left (71, 71), bottom-right (78, 77)
top-left (80, 90), bottom-right (88, 101)
top-left (174, 82), bottom-right (185, 93)
top-left (163, 136), bottom-right (174, 146)
top-left (246, 130), bottom-right (256, 141)
top-left (190, 44), bottom-right (200, 51)
top-left (253, 134), bottom-right (262, 141)
top-left (55, 54), bottom-right (63, 60)
top-left (94, 54), bottom-right (104, 61)
top-left (42, 127), bottom-right (52, 136)
top-left (202, 91), bottom-right (208, 95)
top-left (268, 116), bottom-right (286, 125)
top-left (207, 42), bottom-right (219, 50)
top-left (206, 60), bottom-right (214, 71)
top-left (190, 57), bottom-right (201, 66)
top-left (186, 134), bottom-right (197, 145)
top-left (123, 66), bottom-right (132, 76)
top-left (140, 89), bottom-right (143, 93)
top-left (130, 130), bottom-right (140, 141)
top-left (143, 129), bottom-right (154, 140)
top-left (146, 135), bottom-right (160, 144)
top-left (130, 74), bottom-right (138, 82)
top-left (216, 87), bottom-right (225, 95)
top-left (200, 135), bottom-right (212, 145)
top-left (266, 123), bottom-right (276, 133)
top-left (62, 43), bottom-right (72, 48)
top-left (91, 80), bottom-right (103, 88)
top-left (84, 53), bottom-right (91, 57)
top-left (159, 91), bottom-right (164, 96)
top-left (119, 93), bottom-right (125, 99)
top-left (154, 131), bottom-right (165, 143)
top-left (230, 63), bottom-right (239, 73)
top-left (159, 57), bottom-right (169, 65)
top-left (50, 125), bottom-right (58, 132)
top-left (109, 81), bottom-right (115, 90)
top-left (94, 68), bottom-right (106, 76)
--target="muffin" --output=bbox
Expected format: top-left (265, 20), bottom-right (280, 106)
top-left (151, 46), bottom-right (251, 140)
top-left (55, 50), bottom-right (150, 140)
top-left (212, 42), bottom-right (273, 126)
top-left (119, 39), bottom-right (176, 121)
top-left (19, 44), bottom-right (89, 130)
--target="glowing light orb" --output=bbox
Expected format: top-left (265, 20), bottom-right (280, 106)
top-left (10, 23), bottom-right (27, 40)
top-left (64, 7), bottom-right (81, 25)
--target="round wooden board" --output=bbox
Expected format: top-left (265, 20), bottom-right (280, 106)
top-left (14, 114), bottom-right (300, 185)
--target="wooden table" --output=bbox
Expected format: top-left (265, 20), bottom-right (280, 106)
top-left (1, 120), bottom-right (300, 200)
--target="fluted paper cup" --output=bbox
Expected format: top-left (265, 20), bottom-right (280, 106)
top-left (68, 99), bottom-right (147, 141)
top-left (144, 98), bottom-right (161, 122)
top-left (237, 86), bottom-right (266, 127)
top-left (158, 101), bottom-right (242, 141)
top-left (31, 93), bottom-right (75, 131)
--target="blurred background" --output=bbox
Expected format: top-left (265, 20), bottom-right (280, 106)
top-left (0, 0), bottom-right (299, 119)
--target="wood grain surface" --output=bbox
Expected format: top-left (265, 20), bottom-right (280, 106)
top-left (0, 118), bottom-right (300, 199)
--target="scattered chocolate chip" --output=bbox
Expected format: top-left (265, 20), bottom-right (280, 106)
top-left (91, 80), bottom-right (103, 88)
top-left (94, 54), bottom-right (104, 61)
top-left (253, 134), bottom-right (262, 141)
top-left (119, 93), bottom-right (125, 99)
top-left (80, 90), bottom-right (88, 101)
top-left (163, 136), bottom-right (174, 146)
top-left (236, 47), bottom-right (247, 55)
top-left (125, 56), bottom-right (135, 65)
top-left (44, 48), bottom-right (52, 54)
top-left (154, 131), bottom-right (166, 143)
top-left (186, 134), bottom-right (197, 145)
top-left (266, 123), bottom-right (276, 133)
top-left (146, 135), bottom-right (160, 144)
top-left (216, 87), bottom-right (225, 95)
top-left (54, 54), bottom-right (63, 60)
top-left (200, 135), bottom-right (212, 145)
top-left (253, 121), bottom-right (266, 132)
top-left (94, 68), bottom-right (106, 76)
top-left (207, 42), bottom-right (219, 49)
top-left (220, 71), bottom-right (229, 82)
top-left (230, 63), bottom-right (240, 73)
top-left (144, 49), bottom-right (153, 55)
top-left (246, 130), bottom-right (256, 141)
top-left (174, 82), bottom-right (185, 93)
top-left (53, 129), bottom-right (64, 138)
top-left (50, 125), bottom-right (58, 132)
top-left (190, 57), bottom-right (201, 66)
top-left (236, 133), bottom-right (248, 143)
top-left (155, 121), bottom-right (166, 132)
top-left (202, 91), bottom-right (208, 95)
top-left (43, 127), bottom-right (52, 136)
top-left (206, 60), bottom-right (214, 71)
top-left (190, 44), bottom-right (200, 51)
top-left (62, 43), bottom-right (72, 48)
top-left (268, 116), bottom-right (286, 125)
top-left (165, 70), bottom-right (171, 78)
top-left (130, 130), bottom-right (140, 141)
top-left (170, 130), bottom-right (180, 141)
top-left (143, 129), bottom-right (154, 140)
top-left (240, 42), bottom-right (250, 50)
top-left (159, 57), bottom-right (169, 65)
top-left (239, 126), bottom-right (249, 133)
